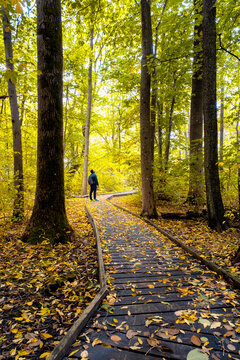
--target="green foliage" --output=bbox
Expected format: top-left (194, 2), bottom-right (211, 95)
top-left (0, 0), bottom-right (240, 217)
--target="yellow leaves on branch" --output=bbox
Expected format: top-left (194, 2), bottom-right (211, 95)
top-left (1, 0), bottom-right (23, 13)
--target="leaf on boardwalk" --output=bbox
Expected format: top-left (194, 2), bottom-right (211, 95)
top-left (80, 350), bottom-right (89, 359)
top-left (69, 349), bottom-right (79, 356)
top-left (187, 349), bottom-right (209, 360)
top-left (126, 330), bottom-right (138, 339)
top-left (130, 344), bottom-right (142, 350)
top-left (148, 284), bottom-right (155, 288)
top-left (191, 335), bottom-right (201, 346)
top-left (210, 321), bottom-right (221, 329)
top-left (110, 335), bottom-right (121, 342)
top-left (198, 318), bottom-right (211, 328)
top-left (156, 327), bottom-right (180, 339)
top-left (147, 337), bottom-right (159, 347)
top-left (92, 338), bottom-right (102, 347)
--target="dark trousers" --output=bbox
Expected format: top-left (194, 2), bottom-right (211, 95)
top-left (89, 184), bottom-right (97, 200)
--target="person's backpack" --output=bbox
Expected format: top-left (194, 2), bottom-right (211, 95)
top-left (88, 175), bottom-right (94, 185)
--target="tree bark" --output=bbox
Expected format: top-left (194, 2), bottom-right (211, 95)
top-left (157, 100), bottom-right (163, 169)
top-left (22, 0), bottom-right (74, 244)
top-left (2, 6), bottom-right (24, 221)
top-left (82, 28), bottom-right (94, 196)
top-left (219, 85), bottom-right (224, 165)
top-left (187, 0), bottom-right (204, 205)
top-left (164, 75), bottom-right (176, 170)
top-left (203, 0), bottom-right (228, 230)
top-left (237, 117), bottom-right (240, 212)
top-left (140, 0), bottom-right (158, 218)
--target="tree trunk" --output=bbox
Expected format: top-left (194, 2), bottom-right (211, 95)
top-left (164, 75), bottom-right (176, 170)
top-left (203, 0), bottom-right (228, 231)
top-left (157, 100), bottom-right (163, 169)
top-left (219, 85), bottom-right (224, 165)
top-left (140, 0), bottom-right (157, 218)
top-left (2, 6), bottom-right (24, 221)
top-left (187, 0), bottom-right (204, 205)
top-left (237, 117), bottom-right (240, 212)
top-left (82, 28), bottom-right (94, 196)
top-left (22, 0), bottom-right (74, 244)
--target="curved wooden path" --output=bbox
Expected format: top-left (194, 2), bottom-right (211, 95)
top-left (64, 196), bottom-right (240, 360)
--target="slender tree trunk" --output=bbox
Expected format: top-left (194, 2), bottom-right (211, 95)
top-left (2, 6), bottom-right (24, 221)
top-left (219, 85), bottom-right (224, 165)
top-left (187, 0), bottom-right (204, 205)
top-left (164, 76), bottom-right (176, 170)
top-left (140, 0), bottom-right (157, 218)
top-left (63, 84), bottom-right (69, 153)
top-left (22, 0), bottom-right (74, 244)
top-left (82, 28), bottom-right (94, 196)
top-left (153, 1), bottom-right (167, 171)
top-left (157, 100), bottom-right (163, 169)
top-left (237, 118), bottom-right (240, 212)
top-left (203, 0), bottom-right (228, 230)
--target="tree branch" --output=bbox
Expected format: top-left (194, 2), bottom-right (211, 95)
top-left (218, 34), bottom-right (240, 61)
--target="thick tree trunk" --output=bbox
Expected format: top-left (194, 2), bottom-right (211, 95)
top-left (2, 6), bottom-right (24, 221)
top-left (203, 0), bottom-right (228, 231)
top-left (82, 28), bottom-right (94, 196)
top-left (22, 0), bottom-right (74, 244)
top-left (140, 0), bottom-right (157, 218)
top-left (187, 0), bottom-right (204, 205)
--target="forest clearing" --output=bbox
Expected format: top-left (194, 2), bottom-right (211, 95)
top-left (0, 0), bottom-right (240, 358)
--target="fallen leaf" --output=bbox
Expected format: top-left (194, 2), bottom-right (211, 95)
top-left (110, 335), bottom-right (121, 342)
top-left (227, 344), bottom-right (236, 351)
top-left (186, 349), bottom-right (209, 360)
top-left (191, 335), bottom-right (201, 346)
top-left (92, 338), bottom-right (102, 347)
top-left (126, 330), bottom-right (138, 339)
top-left (147, 337), bottom-right (159, 347)
top-left (210, 321), bottom-right (221, 329)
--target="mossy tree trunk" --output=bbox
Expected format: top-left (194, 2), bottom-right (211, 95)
top-left (22, 0), bottom-right (74, 244)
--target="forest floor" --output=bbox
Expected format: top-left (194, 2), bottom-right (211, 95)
top-left (0, 198), bottom-right (99, 360)
top-left (111, 194), bottom-right (240, 279)
top-left (1, 194), bottom-right (240, 359)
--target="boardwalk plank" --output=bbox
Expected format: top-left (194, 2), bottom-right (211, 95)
top-left (64, 197), bottom-right (240, 360)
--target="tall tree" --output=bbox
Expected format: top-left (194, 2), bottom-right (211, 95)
top-left (82, 27), bottom-right (94, 196)
top-left (219, 84), bottom-right (224, 165)
top-left (140, 0), bottom-right (157, 218)
top-left (187, 0), bottom-right (204, 205)
top-left (22, 0), bottom-right (74, 244)
top-left (2, 5), bottom-right (24, 221)
top-left (202, 0), bottom-right (227, 230)
top-left (164, 73), bottom-right (176, 170)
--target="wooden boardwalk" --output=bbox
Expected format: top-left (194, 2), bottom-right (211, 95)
top-left (64, 198), bottom-right (240, 360)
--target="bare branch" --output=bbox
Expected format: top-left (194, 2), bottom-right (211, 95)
top-left (218, 34), bottom-right (240, 61)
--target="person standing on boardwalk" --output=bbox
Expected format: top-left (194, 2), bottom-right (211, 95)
top-left (88, 169), bottom-right (99, 201)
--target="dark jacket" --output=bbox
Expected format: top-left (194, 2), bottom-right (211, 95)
top-left (89, 173), bottom-right (99, 186)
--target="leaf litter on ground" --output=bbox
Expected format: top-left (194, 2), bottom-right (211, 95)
top-left (0, 198), bottom-right (99, 359)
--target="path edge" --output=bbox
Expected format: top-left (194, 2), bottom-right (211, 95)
top-left (47, 203), bottom-right (107, 360)
top-left (107, 194), bottom-right (240, 290)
